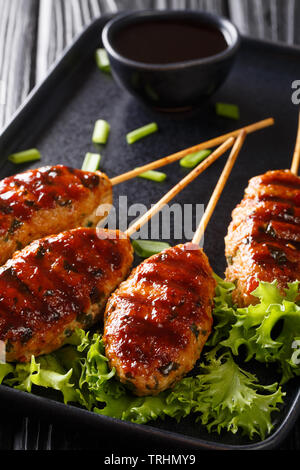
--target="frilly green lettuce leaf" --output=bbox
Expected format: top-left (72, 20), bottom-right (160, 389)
top-left (95, 390), bottom-right (174, 424)
top-left (220, 281), bottom-right (300, 383)
top-left (193, 349), bottom-right (284, 440)
top-left (4, 351), bottom-right (78, 404)
top-left (208, 274), bottom-right (237, 346)
top-left (95, 376), bottom-right (198, 424)
top-left (0, 362), bottom-right (14, 384)
top-left (0, 330), bottom-right (114, 407)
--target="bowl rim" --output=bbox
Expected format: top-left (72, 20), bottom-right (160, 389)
top-left (102, 9), bottom-right (241, 71)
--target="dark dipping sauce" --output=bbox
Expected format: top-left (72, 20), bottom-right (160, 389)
top-left (112, 19), bottom-right (228, 64)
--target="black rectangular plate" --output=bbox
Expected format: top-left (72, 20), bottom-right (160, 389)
top-left (0, 15), bottom-right (300, 451)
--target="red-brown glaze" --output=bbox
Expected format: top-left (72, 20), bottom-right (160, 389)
top-left (104, 243), bottom-right (216, 396)
top-left (225, 169), bottom-right (300, 306)
top-left (0, 228), bottom-right (133, 362)
top-left (0, 165), bottom-right (112, 265)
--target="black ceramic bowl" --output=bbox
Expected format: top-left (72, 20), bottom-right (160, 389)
top-left (102, 10), bottom-right (241, 112)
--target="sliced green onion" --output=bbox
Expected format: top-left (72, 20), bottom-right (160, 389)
top-left (82, 153), bottom-right (101, 172)
top-left (92, 119), bottom-right (110, 145)
top-left (127, 122), bottom-right (158, 144)
top-left (137, 170), bottom-right (167, 182)
top-left (216, 102), bottom-right (240, 120)
top-left (95, 48), bottom-right (111, 73)
top-left (180, 149), bottom-right (212, 169)
top-left (8, 149), bottom-right (41, 165)
top-left (132, 240), bottom-right (171, 258)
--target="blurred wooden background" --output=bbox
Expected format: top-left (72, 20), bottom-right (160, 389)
top-left (1, 0), bottom-right (300, 130)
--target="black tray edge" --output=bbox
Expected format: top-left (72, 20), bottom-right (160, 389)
top-left (1, 383), bottom-right (299, 451)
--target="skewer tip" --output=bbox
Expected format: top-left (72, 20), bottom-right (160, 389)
top-left (291, 111), bottom-right (300, 175)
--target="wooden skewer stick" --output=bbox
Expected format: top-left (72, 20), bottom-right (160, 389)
top-left (125, 137), bottom-right (235, 238)
top-left (291, 111), bottom-right (300, 175)
top-left (192, 130), bottom-right (247, 246)
top-left (111, 118), bottom-right (274, 186)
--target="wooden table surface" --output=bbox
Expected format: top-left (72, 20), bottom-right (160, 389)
top-left (0, 0), bottom-right (300, 451)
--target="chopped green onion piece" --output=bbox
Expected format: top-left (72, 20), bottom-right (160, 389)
top-left (180, 149), bottom-right (212, 169)
top-left (216, 102), bottom-right (240, 120)
top-left (95, 48), bottom-right (111, 73)
top-left (137, 170), bottom-right (167, 182)
top-left (82, 153), bottom-right (101, 172)
top-left (132, 240), bottom-right (171, 258)
top-left (92, 119), bottom-right (110, 144)
top-left (8, 149), bottom-right (41, 165)
top-left (127, 122), bottom-right (158, 144)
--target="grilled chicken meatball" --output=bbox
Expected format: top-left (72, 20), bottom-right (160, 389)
top-left (0, 228), bottom-right (133, 363)
top-left (0, 165), bottom-right (112, 266)
top-left (225, 170), bottom-right (300, 306)
top-left (104, 243), bottom-right (216, 396)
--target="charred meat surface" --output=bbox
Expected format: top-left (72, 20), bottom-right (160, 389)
top-left (0, 165), bottom-right (112, 265)
top-left (0, 228), bottom-right (133, 362)
top-left (104, 243), bottom-right (216, 396)
top-left (225, 169), bottom-right (300, 306)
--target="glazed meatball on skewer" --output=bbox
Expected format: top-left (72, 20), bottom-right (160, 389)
top-left (225, 114), bottom-right (300, 307)
top-left (104, 132), bottom-right (247, 396)
top-left (0, 227), bottom-right (133, 363)
top-left (225, 169), bottom-right (300, 306)
top-left (0, 137), bottom-right (234, 363)
top-left (0, 165), bottom-right (112, 266)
